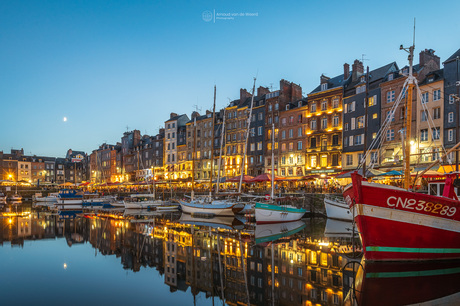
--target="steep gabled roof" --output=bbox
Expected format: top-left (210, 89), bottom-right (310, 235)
top-left (444, 48), bottom-right (460, 64)
top-left (309, 73), bottom-right (348, 95)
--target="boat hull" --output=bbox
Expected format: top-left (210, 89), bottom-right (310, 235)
top-left (179, 201), bottom-right (242, 216)
top-left (254, 202), bottom-right (306, 224)
top-left (324, 196), bottom-right (352, 221)
top-left (343, 175), bottom-right (460, 261)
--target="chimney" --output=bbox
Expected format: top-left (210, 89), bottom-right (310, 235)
top-left (352, 59), bottom-right (364, 82)
top-left (191, 111), bottom-right (200, 119)
top-left (419, 49), bottom-right (440, 69)
top-left (344, 63), bottom-right (350, 80)
top-left (320, 74), bottom-right (330, 84)
top-left (257, 86), bottom-right (270, 96)
top-left (240, 88), bottom-right (252, 102)
top-left (170, 112), bottom-right (178, 119)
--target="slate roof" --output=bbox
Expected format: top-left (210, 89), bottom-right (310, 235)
top-left (444, 48), bottom-right (460, 64)
top-left (418, 68), bottom-right (444, 86)
top-left (309, 73), bottom-right (348, 94)
top-left (347, 62), bottom-right (398, 88)
top-left (165, 114), bottom-right (188, 123)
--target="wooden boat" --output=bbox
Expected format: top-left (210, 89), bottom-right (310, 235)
top-left (344, 43), bottom-right (460, 261)
top-left (123, 194), bottom-right (169, 209)
top-left (324, 194), bottom-right (352, 221)
top-left (344, 172), bottom-right (460, 261)
top-left (254, 202), bottom-right (306, 224)
top-left (179, 200), bottom-right (245, 216)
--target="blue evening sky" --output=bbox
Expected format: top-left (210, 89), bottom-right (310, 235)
top-left (1, 0), bottom-right (459, 157)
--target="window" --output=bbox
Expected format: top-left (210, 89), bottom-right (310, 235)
top-left (275, 103), bottom-right (279, 110)
top-left (449, 94), bottom-right (456, 104)
top-left (346, 154), bottom-right (353, 166)
top-left (268, 104), bottom-right (272, 111)
top-left (332, 134), bottom-right (339, 146)
top-left (432, 127), bottom-right (440, 140)
top-left (357, 116), bottom-right (364, 128)
top-left (351, 117), bottom-right (355, 130)
top-left (311, 119), bottom-right (317, 130)
top-left (448, 129), bottom-right (454, 142)
top-left (258, 112), bottom-right (263, 121)
top-left (285, 104), bottom-right (289, 110)
top-left (344, 123), bottom-right (349, 131)
top-left (420, 129), bottom-right (428, 141)
top-left (281, 130), bottom-right (286, 139)
top-left (321, 100), bottom-right (327, 111)
top-left (354, 134), bottom-right (363, 145)
top-left (386, 111), bottom-right (395, 122)
top-left (350, 101), bottom-right (355, 112)
top-left (387, 90), bottom-right (395, 103)
top-left (386, 129), bottom-right (394, 141)
top-left (298, 127), bottom-right (302, 137)
top-left (368, 95), bottom-right (376, 106)
top-left (388, 73), bottom-right (394, 81)
top-left (422, 92), bottom-right (429, 103)
top-left (371, 152), bottom-right (378, 163)
top-left (421, 110), bottom-right (428, 122)
top-left (297, 141), bottom-right (302, 150)
top-left (448, 112), bottom-right (454, 123)
top-left (310, 156), bottom-right (317, 167)
top-left (321, 83), bottom-right (327, 91)
top-left (281, 144), bottom-right (286, 152)
top-left (257, 142), bottom-right (262, 150)
top-left (250, 143), bottom-right (255, 151)
top-left (433, 107), bottom-right (441, 120)
top-left (333, 116), bottom-right (339, 127)
top-left (311, 103), bottom-right (316, 112)
top-left (310, 138), bottom-right (317, 148)
top-left (373, 113), bottom-right (378, 119)
top-left (289, 129), bottom-right (293, 138)
top-left (281, 118), bottom-right (287, 126)
top-left (258, 126), bottom-right (263, 136)
top-left (433, 89), bottom-right (441, 101)
top-left (321, 118), bottom-right (327, 129)
top-left (332, 98), bottom-right (339, 108)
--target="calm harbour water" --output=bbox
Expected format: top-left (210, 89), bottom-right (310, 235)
top-left (1, 202), bottom-right (459, 306)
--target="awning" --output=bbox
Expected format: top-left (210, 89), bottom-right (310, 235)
top-left (336, 168), bottom-right (385, 178)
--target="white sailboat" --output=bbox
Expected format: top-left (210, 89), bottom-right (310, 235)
top-left (180, 84), bottom-right (252, 216)
top-left (255, 124), bottom-right (307, 223)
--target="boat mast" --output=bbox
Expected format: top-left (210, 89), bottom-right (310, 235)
top-left (271, 123), bottom-right (275, 200)
top-left (216, 109), bottom-right (226, 195)
top-left (209, 85), bottom-right (216, 198)
top-left (191, 116), bottom-right (197, 201)
top-left (238, 77), bottom-right (256, 194)
top-left (402, 39), bottom-right (415, 189)
top-left (362, 66), bottom-right (370, 178)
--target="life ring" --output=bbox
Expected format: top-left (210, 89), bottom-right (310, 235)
top-left (265, 194), bottom-right (270, 201)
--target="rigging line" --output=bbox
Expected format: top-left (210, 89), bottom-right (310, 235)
top-left (358, 78), bottom-right (409, 170)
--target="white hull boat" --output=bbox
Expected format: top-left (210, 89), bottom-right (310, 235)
top-left (324, 195), bottom-right (352, 221)
top-left (255, 202), bottom-right (306, 224)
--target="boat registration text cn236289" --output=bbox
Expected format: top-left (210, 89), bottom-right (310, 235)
top-left (386, 196), bottom-right (457, 217)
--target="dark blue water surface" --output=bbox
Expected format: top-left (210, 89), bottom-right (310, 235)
top-left (2, 203), bottom-right (460, 306)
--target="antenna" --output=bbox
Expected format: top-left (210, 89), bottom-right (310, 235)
top-left (126, 125), bottom-right (129, 132)
top-left (361, 54), bottom-right (369, 63)
top-left (413, 17), bottom-right (416, 48)
top-left (192, 104), bottom-right (202, 113)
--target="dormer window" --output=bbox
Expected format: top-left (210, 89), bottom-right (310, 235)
top-left (360, 76), bottom-right (365, 83)
top-left (286, 104), bottom-right (290, 110)
top-left (298, 101), bottom-right (302, 107)
top-left (321, 83), bottom-right (327, 91)
top-left (388, 74), bottom-right (394, 81)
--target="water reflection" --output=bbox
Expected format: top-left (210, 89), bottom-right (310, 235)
top-left (1, 204), bottom-right (458, 305)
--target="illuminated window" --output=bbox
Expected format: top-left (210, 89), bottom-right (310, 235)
top-left (320, 253), bottom-right (328, 266)
top-left (310, 251), bottom-right (317, 264)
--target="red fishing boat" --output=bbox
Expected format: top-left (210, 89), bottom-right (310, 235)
top-left (343, 41), bottom-right (460, 261)
top-left (344, 173), bottom-right (460, 261)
